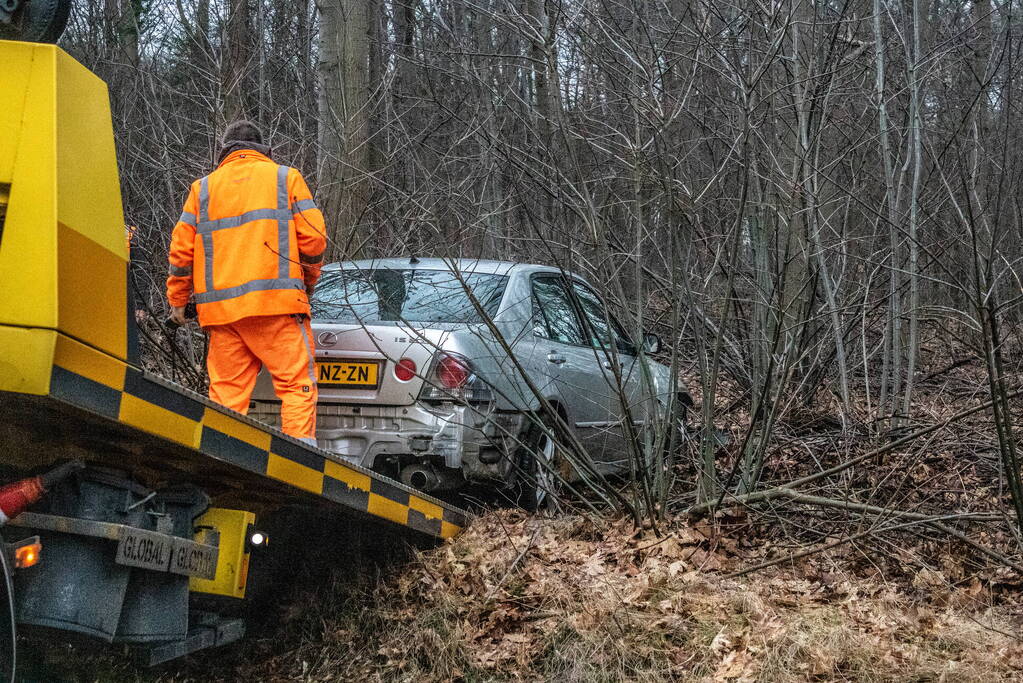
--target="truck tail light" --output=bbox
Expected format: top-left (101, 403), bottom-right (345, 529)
top-left (14, 541), bottom-right (41, 569)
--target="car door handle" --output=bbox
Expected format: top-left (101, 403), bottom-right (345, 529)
top-left (547, 352), bottom-right (567, 365)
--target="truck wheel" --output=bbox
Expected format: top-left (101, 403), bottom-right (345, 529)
top-left (0, 0), bottom-right (73, 43)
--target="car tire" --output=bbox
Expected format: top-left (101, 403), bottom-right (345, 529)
top-left (515, 412), bottom-right (562, 513)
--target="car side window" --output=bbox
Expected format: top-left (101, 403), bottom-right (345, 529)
top-left (532, 277), bottom-right (586, 346)
top-left (571, 282), bottom-right (635, 355)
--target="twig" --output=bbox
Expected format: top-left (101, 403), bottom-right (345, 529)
top-left (483, 525), bottom-right (542, 603)
top-left (724, 512), bottom-right (1003, 579)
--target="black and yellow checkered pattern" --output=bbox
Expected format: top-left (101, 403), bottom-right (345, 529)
top-left (0, 40), bottom-right (466, 541)
top-left (47, 333), bottom-right (467, 539)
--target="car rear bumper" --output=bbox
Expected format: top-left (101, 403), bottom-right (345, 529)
top-left (249, 400), bottom-right (524, 483)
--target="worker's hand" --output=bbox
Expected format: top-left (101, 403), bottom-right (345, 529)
top-left (169, 306), bottom-right (188, 326)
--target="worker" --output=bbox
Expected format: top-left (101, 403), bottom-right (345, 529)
top-left (166, 121), bottom-right (327, 444)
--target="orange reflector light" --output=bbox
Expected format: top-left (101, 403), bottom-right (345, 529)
top-left (14, 542), bottom-right (41, 569)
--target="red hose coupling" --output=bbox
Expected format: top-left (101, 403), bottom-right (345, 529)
top-left (0, 477), bottom-right (45, 525)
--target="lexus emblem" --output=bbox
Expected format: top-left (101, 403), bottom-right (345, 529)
top-left (317, 331), bottom-right (338, 346)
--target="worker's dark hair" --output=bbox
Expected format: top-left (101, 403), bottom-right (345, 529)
top-left (222, 120), bottom-right (263, 146)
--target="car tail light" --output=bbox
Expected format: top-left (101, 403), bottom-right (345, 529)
top-left (394, 358), bottom-right (416, 382)
top-left (419, 352), bottom-right (492, 403)
top-left (437, 354), bottom-right (469, 389)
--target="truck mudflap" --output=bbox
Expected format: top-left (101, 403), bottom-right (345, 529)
top-left (8, 512), bottom-right (219, 582)
top-left (3, 470), bottom-right (212, 643)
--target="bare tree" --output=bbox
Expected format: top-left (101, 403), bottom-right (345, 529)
top-left (56, 0), bottom-right (1023, 566)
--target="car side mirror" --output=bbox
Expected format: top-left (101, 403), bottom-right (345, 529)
top-left (533, 325), bottom-right (549, 339)
top-left (642, 332), bottom-right (661, 354)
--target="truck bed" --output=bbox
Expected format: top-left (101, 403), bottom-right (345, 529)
top-left (0, 332), bottom-right (467, 539)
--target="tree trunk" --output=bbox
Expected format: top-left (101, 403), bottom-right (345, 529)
top-left (873, 0), bottom-right (901, 419)
top-left (899, 0), bottom-right (924, 420)
top-left (224, 0), bottom-right (254, 122)
top-left (316, 0), bottom-right (373, 259)
top-left (104, 0), bottom-right (139, 64)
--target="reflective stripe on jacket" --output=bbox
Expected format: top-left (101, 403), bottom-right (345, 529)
top-left (166, 149), bottom-right (327, 326)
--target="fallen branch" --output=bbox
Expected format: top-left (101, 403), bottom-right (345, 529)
top-left (756, 489), bottom-right (999, 525)
top-left (919, 355), bottom-right (974, 384)
top-left (688, 389), bottom-right (1023, 517)
top-left (737, 490), bottom-right (1021, 572)
top-left (725, 510), bottom-right (1007, 579)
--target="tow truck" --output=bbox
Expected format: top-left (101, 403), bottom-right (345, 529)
top-left (0, 5), bottom-right (469, 678)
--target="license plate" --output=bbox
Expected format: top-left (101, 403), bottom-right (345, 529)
top-left (316, 360), bottom-right (380, 388)
top-left (169, 538), bottom-right (218, 580)
top-left (116, 527), bottom-right (173, 572)
top-left (115, 527), bottom-right (218, 580)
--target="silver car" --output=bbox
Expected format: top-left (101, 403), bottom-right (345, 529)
top-left (250, 258), bottom-right (689, 500)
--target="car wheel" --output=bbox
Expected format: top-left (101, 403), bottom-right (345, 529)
top-left (516, 414), bottom-right (561, 513)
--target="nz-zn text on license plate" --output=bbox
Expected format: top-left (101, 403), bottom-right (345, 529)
top-left (316, 360), bottom-right (380, 387)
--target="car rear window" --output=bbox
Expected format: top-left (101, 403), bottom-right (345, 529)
top-left (311, 269), bottom-right (509, 324)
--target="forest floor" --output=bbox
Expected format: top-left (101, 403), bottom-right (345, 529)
top-left (37, 341), bottom-right (1023, 681)
top-left (225, 510), bottom-right (1023, 682)
top-left (52, 508), bottom-right (1023, 682)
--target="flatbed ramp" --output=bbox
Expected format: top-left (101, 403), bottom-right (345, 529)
top-left (0, 38), bottom-right (467, 540)
top-left (0, 333), bottom-right (467, 539)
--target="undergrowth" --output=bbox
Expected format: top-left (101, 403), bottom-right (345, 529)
top-left (32, 343), bottom-right (1023, 682)
top-left (131, 510), bottom-right (1022, 682)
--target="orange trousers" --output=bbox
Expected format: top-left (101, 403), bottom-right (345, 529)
top-left (206, 314), bottom-right (318, 440)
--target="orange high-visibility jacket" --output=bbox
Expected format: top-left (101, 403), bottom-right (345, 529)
top-left (166, 150), bottom-right (328, 327)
